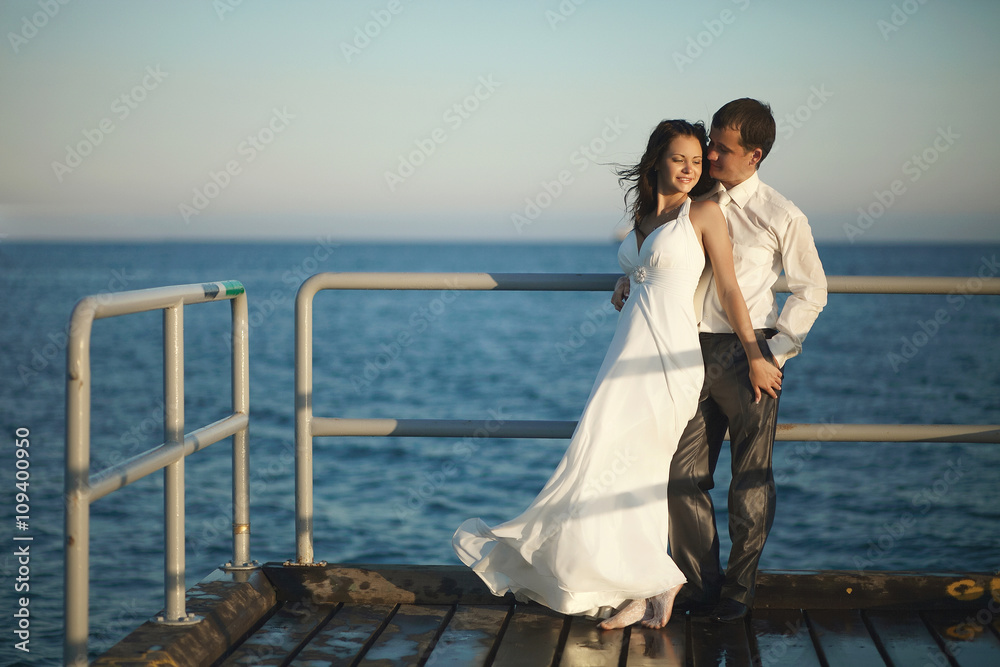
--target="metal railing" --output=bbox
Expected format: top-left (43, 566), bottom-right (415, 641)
top-left (293, 272), bottom-right (1000, 565)
top-left (64, 281), bottom-right (256, 666)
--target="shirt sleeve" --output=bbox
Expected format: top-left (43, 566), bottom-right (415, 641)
top-left (767, 212), bottom-right (827, 367)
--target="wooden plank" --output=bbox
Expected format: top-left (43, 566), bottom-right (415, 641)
top-left (922, 609), bottom-right (1000, 667)
top-left (93, 568), bottom-right (278, 667)
top-left (557, 615), bottom-right (624, 666)
top-left (265, 564), bottom-right (997, 611)
top-left (424, 604), bottom-right (510, 666)
top-left (750, 608), bottom-right (822, 666)
top-left (356, 604), bottom-right (452, 665)
top-left (624, 620), bottom-right (686, 666)
top-left (865, 609), bottom-right (951, 666)
top-left (264, 562), bottom-right (504, 605)
top-left (289, 603), bottom-right (395, 666)
top-left (755, 571), bottom-right (998, 611)
top-left (219, 601), bottom-right (335, 666)
top-left (688, 617), bottom-right (752, 667)
top-left (806, 609), bottom-right (884, 666)
top-left (491, 604), bottom-right (567, 667)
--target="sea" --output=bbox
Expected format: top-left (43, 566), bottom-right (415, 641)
top-left (1, 240), bottom-right (999, 664)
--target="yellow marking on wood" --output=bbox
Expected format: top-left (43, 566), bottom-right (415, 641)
top-left (946, 578), bottom-right (984, 601)
top-left (945, 622), bottom-right (983, 641)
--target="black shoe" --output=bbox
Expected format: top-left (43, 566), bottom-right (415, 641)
top-left (708, 598), bottom-right (748, 623)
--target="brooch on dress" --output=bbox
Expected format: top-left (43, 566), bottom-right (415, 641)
top-left (631, 267), bottom-right (647, 283)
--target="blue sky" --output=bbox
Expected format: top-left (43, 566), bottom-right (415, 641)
top-left (1, 0), bottom-right (998, 242)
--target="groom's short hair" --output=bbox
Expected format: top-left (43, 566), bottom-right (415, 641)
top-left (712, 98), bottom-right (776, 167)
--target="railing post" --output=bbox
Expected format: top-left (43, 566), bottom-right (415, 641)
top-left (292, 278), bottom-right (321, 565)
top-left (157, 303), bottom-right (199, 625)
top-left (227, 290), bottom-right (256, 570)
top-left (65, 299), bottom-right (96, 667)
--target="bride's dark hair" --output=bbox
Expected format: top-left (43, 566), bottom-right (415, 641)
top-left (617, 119), bottom-right (715, 230)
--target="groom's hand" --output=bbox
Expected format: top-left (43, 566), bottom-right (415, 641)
top-left (611, 275), bottom-right (629, 311)
top-left (749, 357), bottom-right (783, 403)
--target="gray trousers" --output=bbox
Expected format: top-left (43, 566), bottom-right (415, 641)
top-left (667, 329), bottom-right (781, 607)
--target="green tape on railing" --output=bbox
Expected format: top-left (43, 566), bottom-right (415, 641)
top-left (222, 280), bottom-right (244, 297)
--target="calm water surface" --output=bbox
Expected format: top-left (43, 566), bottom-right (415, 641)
top-left (1, 241), bottom-right (998, 663)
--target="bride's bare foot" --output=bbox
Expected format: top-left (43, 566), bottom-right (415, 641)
top-left (598, 599), bottom-right (648, 630)
top-left (640, 584), bottom-right (683, 629)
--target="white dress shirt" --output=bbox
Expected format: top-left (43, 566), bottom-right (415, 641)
top-left (696, 171), bottom-right (827, 367)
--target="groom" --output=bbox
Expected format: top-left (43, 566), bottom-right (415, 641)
top-left (612, 98), bottom-right (827, 622)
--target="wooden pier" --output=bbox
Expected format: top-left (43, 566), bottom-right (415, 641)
top-left (93, 564), bottom-right (1000, 666)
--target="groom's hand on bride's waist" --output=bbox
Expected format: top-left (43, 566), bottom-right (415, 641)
top-left (612, 275), bottom-right (629, 311)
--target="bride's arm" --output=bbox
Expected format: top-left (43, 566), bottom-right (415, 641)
top-left (691, 201), bottom-right (782, 402)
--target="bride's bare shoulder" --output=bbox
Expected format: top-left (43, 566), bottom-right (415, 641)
top-left (689, 199), bottom-right (721, 214)
top-left (688, 200), bottom-right (724, 228)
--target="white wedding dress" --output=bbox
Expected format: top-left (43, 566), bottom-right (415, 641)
top-left (453, 199), bottom-right (706, 617)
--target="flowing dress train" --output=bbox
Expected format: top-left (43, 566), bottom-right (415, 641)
top-left (453, 199), bottom-right (706, 617)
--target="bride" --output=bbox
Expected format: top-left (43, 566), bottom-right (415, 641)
top-left (453, 119), bottom-right (782, 629)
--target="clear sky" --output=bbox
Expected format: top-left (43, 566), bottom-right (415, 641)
top-left (1, 0), bottom-right (998, 242)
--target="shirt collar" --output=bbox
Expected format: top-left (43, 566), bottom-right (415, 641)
top-left (702, 170), bottom-right (760, 209)
top-left (696, 183), bottom-right (724, 202)
top-left (726, 170), bottom-right (760, 209)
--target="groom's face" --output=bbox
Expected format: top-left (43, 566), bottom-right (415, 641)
top-left (707, 125), bottom-right (760, 188)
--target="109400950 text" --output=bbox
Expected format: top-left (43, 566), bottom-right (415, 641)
top-left (13, 427), bottom-right (32, 654)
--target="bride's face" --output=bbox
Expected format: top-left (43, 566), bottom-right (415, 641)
top-left (655, 135), bottom-right (703, 196)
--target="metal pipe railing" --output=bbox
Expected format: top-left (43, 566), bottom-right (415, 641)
top-left (311, 417), bottom-right (1000, 443)
top-left (293, 272), bottom-right (1000, 565)
top-left (64, 280), bottom-right (253, 667)
top-left (230, 287), bottom-right (252, 569)
top-left (87, 414), bottom-right (249, 502)
top-left (161, 302), bottom-right (186, 624)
